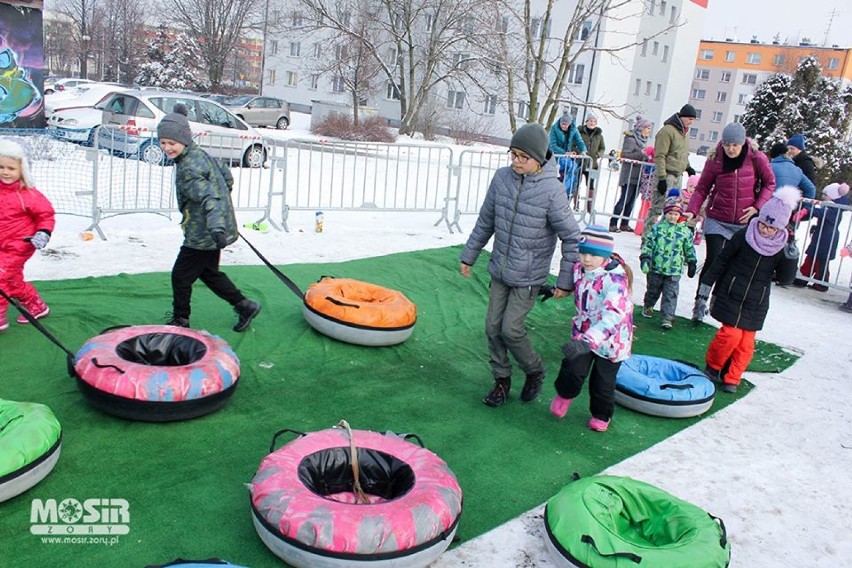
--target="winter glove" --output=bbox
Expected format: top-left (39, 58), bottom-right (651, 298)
top-left (687, 261), bottom-right (697, 279)
top-left (640, 255), bottom-right (651, 274)
top-left (686, 165), bottom-right (696, 177)
top-left (656, 179), bottom-right (668, 196)
top-left (210, 230), bottom-right (228, 249)
top-left (26, 230), bottom-right (51, 250)
top-left (562, 339), bottom-right (591, 360)
top-left (538, 285), bottom-right (555, 303)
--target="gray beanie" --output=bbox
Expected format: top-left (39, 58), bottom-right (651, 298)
top-left (510, 123), bottom-right (549, 165)
top-left (157, 103), bottom-right (193, 146)
top-left (585, 113), bottom-right (598, 123)
top-left (559, 112), bottom-right (573, 126)
top-left (722, 122), bottom-right (746, 145)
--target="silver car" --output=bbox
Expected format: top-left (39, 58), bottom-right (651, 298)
top-left (224, 95), bottom-right (290, 129)
top-left (96, 89), bottom-right (268, 168)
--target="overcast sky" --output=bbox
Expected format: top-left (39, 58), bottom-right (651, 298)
top-left (702, 0), bottom-right (850, 48)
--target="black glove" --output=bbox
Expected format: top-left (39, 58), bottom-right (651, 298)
top-left (211, 230), bottom-right (228, 249)
top-left (640, 255), bottom-right (651, 274)
top-left (562, 339), bottom-right (591, 360)
top-left (686, 165), bottom-right (696, 177)
top-left (657, 180), bottom-right (668, 195)
top-left (538, 285), bottom-right (555, 303)
top-left (687, 261), bottom-right (697, 278)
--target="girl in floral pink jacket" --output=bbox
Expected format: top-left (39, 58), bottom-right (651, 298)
top-left (549, 226), bottom-right (634, 432)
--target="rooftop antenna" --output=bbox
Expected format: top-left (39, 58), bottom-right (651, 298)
top-left (822, 9), bottom-right (837, 47)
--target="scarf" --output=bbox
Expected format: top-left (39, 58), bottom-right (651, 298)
top-left (631, 128), bottom-right (648, 148)
top-left (722, 144), bottom-right (747, 172)
top-left (744, 218), bottom-right (787, 256)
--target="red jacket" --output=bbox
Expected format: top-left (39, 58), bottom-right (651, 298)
top-left (687, 140), bottom-right (775, 225)
top-left (0, 180), bottom-right (56, 258)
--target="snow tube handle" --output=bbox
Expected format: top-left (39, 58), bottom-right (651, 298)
top-left (580, 534), bottom-right (642, 564)
top-left (402, 433), bottom-right (425, 448)
top-left (90, 357), bottom-right (126, 375)
top-left (659, 383), bottom-right (693, 390)
top-left (0, 413), bottom-right (23, 433)
top-left (268, 428), bottom-right (307, 453)
top-left (324, 296), bottom-right (361, 309)
top-left (709, 513), bottom-right (728, 548)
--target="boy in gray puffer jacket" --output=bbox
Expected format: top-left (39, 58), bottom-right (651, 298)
top-left (460, 123), bottom-right (581, 407)
top-left (158, 104), bottom-right (261, 332)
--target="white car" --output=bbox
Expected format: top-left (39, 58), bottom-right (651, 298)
top-left (44, 82), bottom-right (129, 117)
top-left (46, 93), bottom-right (116, 146)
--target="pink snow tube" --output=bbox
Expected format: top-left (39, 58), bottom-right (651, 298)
top-left (73, 325), bottom-right (240, 422)
top-left (249, 426), bottom-right (463, 568)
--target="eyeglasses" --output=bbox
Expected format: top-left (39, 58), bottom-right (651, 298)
top-left (758, 221), bottom-right (778, 234)
top-left (509, 150), bottom-right (531, 163)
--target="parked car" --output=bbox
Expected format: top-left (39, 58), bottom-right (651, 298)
top-left (201, 93), bottom-right (232, 105)
top-left (223, 95), bottom-right (290, 129)
top-left (52, 77), bottom-right (94, 92)
top-left (45, 82), bottom-right (131, 117)
top-left (47, 93), bottom-right (118, 146)
top-left (43, 76), bottom-right (61, 95)
top-left (95, 89), bottom-right (268, 168)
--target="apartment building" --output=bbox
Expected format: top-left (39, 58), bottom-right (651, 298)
top-left (262, 0), bottom-right (708, 151)
top-left (688, 39), bottom-right (852, 154)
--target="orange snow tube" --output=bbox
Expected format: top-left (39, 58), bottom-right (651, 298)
top-left (302, 278), bottom-right (417, 346)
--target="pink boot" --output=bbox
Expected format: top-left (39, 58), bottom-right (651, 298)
top-left (588, 417), bottom-right (611, 432)
top-left (16, 296), bottom-right (50, 325)
top-left (550, 395), bottom-right (573, 418)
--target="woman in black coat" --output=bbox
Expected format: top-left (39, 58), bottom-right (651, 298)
top-left (698, 187), bottom-right (800, 393)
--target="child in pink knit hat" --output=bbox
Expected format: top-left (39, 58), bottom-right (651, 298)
top-left (793, 182), bottom-right (850, 291)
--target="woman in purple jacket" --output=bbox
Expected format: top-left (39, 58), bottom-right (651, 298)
top-left (683, 123), bottom-right (775, 323)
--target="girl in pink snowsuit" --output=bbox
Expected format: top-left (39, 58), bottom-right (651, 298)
top-left (0, 140), bottom-right (55, 332)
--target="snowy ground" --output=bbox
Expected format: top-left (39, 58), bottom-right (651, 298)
top-left (19, 112), bottom-right (852, 567)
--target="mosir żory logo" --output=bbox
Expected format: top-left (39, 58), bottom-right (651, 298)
top-left (30, 498), bottom-right (130, 535)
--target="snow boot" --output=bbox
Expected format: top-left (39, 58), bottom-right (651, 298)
top-left (233, 299), bottom-right (261, 332)
top-left (588, 417), bottom-right (611, 432)
top-left (550, 395), bottom-right (573, 418)
top-left (520, 370), bottom-right (545, 402)
top-left (483, 377), bottom-right (511, 407)
top-left (16, 296), bottom-right (50, 325)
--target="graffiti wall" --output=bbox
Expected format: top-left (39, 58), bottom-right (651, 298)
top-left (0, 0), bottom-right (44, 128)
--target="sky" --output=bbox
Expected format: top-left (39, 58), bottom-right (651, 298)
top-left (702, 0), bottom-right (851, 48)
top-left (13, 110), bottom-right (852, 566)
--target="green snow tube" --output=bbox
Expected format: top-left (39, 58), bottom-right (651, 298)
top-left (0, 399), bottom-right (62, 502)
top-left (544, 475), bottom-right (730, 567)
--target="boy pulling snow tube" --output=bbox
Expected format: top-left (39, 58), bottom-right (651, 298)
top-left (614, 355), bottom-right (715, 418)
top-left (249, 425), bottom-right (463, 568)
top-left (0, 399), bottom-right (62, 502)
top-left (544, 475), bottom-right (731, 568)
top-left (302, 277), bottom-right (417, 346)
top-left (73, 325), bottom-right (240, 422)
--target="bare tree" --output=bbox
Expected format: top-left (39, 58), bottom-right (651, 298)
top-left (167, 0), bottom-right (263, 88)
top-left (99, 0), bottom-right (148, 83)
top-left (49, 0), bottom-right (100, 78)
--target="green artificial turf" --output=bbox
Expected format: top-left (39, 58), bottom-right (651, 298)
top-left (0, 246), bottom-right (798, 567)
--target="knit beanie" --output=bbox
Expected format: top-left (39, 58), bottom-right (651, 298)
top-left (787, 133), bottom-right (805, 151)
top-left (722, 122), bottom-right (746, 145)
top-left (510, 123), bottom-right (549, 165)
top-left (157, 103), bottom-right (193, 146)
top-left (686, 174), bottom-right (700, 188)
top-left (758, 186), bottom-right (802, 230)
top-left (769, 142), bottom-right (789, 159)
top-left (823, 182), bottom-right (850, 201)
top-left (0, 138), bottom-right (35, 187)
top-left (634, 115), bottom-right (652, 130)
top-left (663, 197), bottom-right (683, 215)
top-left (585, 113), bottom-right (598, 123)
top-left (560, 112), bottom-right (573, 126)
top-left (578, 225), bottom-right (615, 258)
top-left (679, 104), bottom-right (697, 118)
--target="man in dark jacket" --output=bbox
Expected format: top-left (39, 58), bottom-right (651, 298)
top-left (579, 114), bottom-right (605, 213)
top-left (786, 133), bottom-right (817, 185)
top-left (461, 123), bottom-right (581, 408)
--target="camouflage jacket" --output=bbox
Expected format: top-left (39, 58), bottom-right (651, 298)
top-left (173, 143), bottom-right (238, 250)
top-left (641, 219), bottom-right (697, 276)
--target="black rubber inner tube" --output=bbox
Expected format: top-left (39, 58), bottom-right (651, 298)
top-left (298, 447), bottom-right (415, 501)
top-left (115, 333), bottom-right (208, 366)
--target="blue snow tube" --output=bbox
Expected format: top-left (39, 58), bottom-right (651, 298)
top-left (615, 355), bottom-right (715, 418)
top-left (144, 560), bottom-right (251, 568)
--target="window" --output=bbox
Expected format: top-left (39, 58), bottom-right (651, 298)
top-left (725, 51), bottom-right (735, 62)
top-left (447, 89), bottom-right (465, 109)
top-left (708, 131), bottom-right (719, 142)
top-left (712, 111), bottom-right (723, 123)
top-left (531, 18), bottom-right (542, 39)
top-left (773, 54), bottom-right (785, 66)
top-left (334, 45), bottom-right (348, 60)
top-left (484, 94), bottom-right (496, 115)
top-left (634, 78), bottom-right (641, 95)
top-left (691, 88), bottom-right (706, 100)
top-left (339, 10), bottom-right (351, 27)
top-left (694, 109), bottom-right (702, 119)
top-left (289, 42), bottom-right (300, 57)
top-left (689, 127), bottom-right (698, 139)
top-left (700, 49), bottom-right (714, 60)
top-left (670, 6), bottom-right (678, 23)
top-left (286, 71), bottom-right (298, 86)
top-left (292, 11), bottom-right (303, 27)
top-left (737, 93), bottom-right (750, 105)
top-left (425, 13), bottom-right (433, 31)
top-left (267, 69), bottom-right (276, 84)
top-left (655, 83), bottom-right (661, 101)
top-left (746, 52), bottom-right (761, 64)
top-left (734, 114), bottom-right (742, 122)
top-left (579, 20), bottom-right (592, 41)
top-left (659, 1), bottom-right (667, 16)
top-left (652, 41), bottom-right (659, 56)
top-left (641, 39), bottom-right (647, 56)
top-left (742, 73), bottom-right (757, 85)
top-left (387, 48), bottom-right (398, 68)
top-left (498, 16), bottom-right (508, 33)
top-left (272, 9), bottom-right (280, 21)
top-left (331, 75), bottom-right (345, 92)
top-left (662, 45), bottom-right (669, 62)
top-left (716, 91), bottom-right (727, 103)
top-left (517, 101), bottom-right (529, 119)
top-left (695, 68), bottom-right (710, 80)
top-left (648, 0), bottom-right (656, 15)
top-left (720, 71), bottom-right (732, 82)
top-left (387, 81), bottom-right (400, 100)
top-left (568, 64), bottom-right (585, 84)
top-left (312, 43), bottom-right (321, 58)
top-left (453, 52), bottom-right (470, 71)
top-left (310, 74), bottom-right (319, 89)
top-left (828, 58), bottom-right (839, 70)
top-left (269, 40), bottom-right (278, 55)
top-left (645, 81), bottom-right (652, 95)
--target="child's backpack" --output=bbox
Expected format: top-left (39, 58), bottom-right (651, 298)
top-left (638, 164), bottom-right (657, 200)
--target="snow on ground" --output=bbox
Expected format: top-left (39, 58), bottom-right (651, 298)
top-left (21, 113), bottom-right (852, 567)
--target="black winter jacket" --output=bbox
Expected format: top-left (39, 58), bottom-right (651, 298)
top-left (701, 229), bottom-right (797, 330)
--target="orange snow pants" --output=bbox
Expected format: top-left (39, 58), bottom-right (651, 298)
top-left (706, 324), bottom-right (756, 386)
